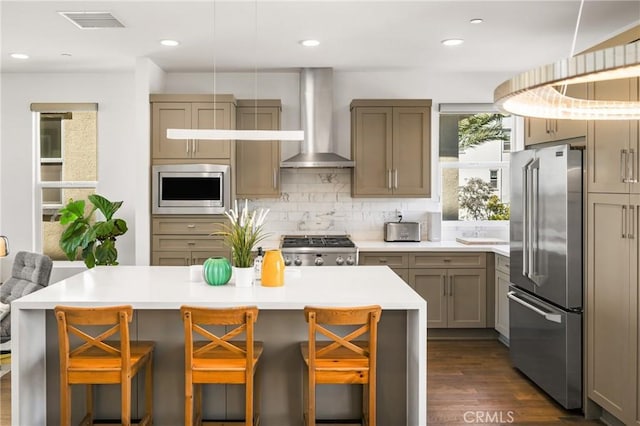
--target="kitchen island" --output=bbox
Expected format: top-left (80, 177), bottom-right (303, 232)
top-left (11, 265), bottom-right (426, 426)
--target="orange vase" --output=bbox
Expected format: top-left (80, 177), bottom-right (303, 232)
top-left (261, 249), bottom-right (285, 287)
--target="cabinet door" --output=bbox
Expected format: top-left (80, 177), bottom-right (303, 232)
top-left (587, 78), bottom-right (638, 193)
top-left (391, 268), bottom-right (410, 284)
top-left (352, 107), bottom-right (393, 196)
top-left (553, 83), bottom-right (587, 141)
top-left (152, 103), bottom-right (191, 159)
top-left (152, 251), bottom-right (190, 266)
top-left (410, 268), bottom-right (448, 328)
top-left (236, 106), bottom-right (280, 197)
top-left (392, 107), bottom-right (431, 196)
top-left (192, 102), bottom-right (232, 159)
top-left (447, 268), bottom-right (486, 328)
top-left (495, 270), bottom-right (510, 338)
top-left (524, 118), bottom-right (550, 146)
top-left (632, 194), bottom-right (640, 426)
top-left (587, 193), bottom-right (632, 420)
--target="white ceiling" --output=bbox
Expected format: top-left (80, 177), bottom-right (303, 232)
top-left (1, 0), bottom-right (639, 75)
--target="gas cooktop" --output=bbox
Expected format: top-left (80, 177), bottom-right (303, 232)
top-left (281, 235), bottom-right (355, 249)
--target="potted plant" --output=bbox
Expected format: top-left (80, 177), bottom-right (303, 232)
top-left (58, 194), bottom-right (128, 268)
top-left (215, 200), bottom-right (270, 287)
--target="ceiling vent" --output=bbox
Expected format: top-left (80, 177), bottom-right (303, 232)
top-left (59, 12), bottom-right (124, 29)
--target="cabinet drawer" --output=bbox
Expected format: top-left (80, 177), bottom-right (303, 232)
top-left (152, 236), bottom-right (225, 251)
top-left (152, 217), bottom-right (227, 235)
top-left (410, 252), bottom-right (486, 268)
top-left (358, 252), bottom-right (409, 268)
top-left (495, 255), bottom-right (510, 275)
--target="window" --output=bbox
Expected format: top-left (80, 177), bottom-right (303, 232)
top-left (32, 103), bottom-right (98, 260)
top-left (439, 107), bottom-right (514, 221)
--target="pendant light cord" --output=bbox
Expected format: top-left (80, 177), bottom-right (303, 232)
top-left (213, 0), bottom-right (217, 129)
top-left (562, 0), bottom-right (585, 96)
top-left (254, 0), bottom-right (259, 129)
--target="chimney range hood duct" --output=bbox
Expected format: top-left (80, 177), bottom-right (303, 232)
top-left (280, 68), bottom-right (355, 168)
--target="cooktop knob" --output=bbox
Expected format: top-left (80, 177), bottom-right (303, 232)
top-left (294, 257), bottom-right (303, 266)
top-left (314, 257), bottom-right (324, 266)
top-left (346, 256), bottom-right (355, 265)
top-left (284, 257), bottom-right (292, 266)
top-left (335, 256), bottom-right (345, 265)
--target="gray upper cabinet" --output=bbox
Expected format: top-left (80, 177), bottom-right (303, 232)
top-left (235, 100), bottom-right (281, 198)
top-left (587, 78), bottom-right (639, 194)
top-left (350, 99), bottom-right (432, 198)
top-left (150, 94), bottom-right (236, 161)
top-left (524, 84), bottom-right (587, 146)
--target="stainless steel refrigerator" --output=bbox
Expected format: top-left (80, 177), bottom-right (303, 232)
top-left (509, 144), bottom-right (583, 410)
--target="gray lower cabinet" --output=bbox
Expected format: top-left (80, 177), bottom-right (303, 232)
top-left (359, 251), bottom-right (487, 328)
top-left (410, 267), bottom-right (486, 328)
top-left (151, 216), bottom-right (230, 266)
top-left (494, 254), bottom-right (510, 339)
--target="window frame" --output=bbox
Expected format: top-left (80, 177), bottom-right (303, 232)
top-left (31, 103), bottom-right (98, 255)
top-left (437, 104), bottom-right (523, 224)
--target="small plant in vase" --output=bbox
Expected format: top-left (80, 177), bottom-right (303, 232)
top-left (214, 200), bottom-right (270, 286)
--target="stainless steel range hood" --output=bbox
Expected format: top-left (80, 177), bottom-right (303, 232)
top-left (280, 68), bottom-right (355, 168)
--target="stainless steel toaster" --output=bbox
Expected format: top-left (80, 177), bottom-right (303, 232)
top-left (384, 222), bottom-right (421, 242)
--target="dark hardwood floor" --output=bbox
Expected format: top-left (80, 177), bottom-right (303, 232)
top-left (428, 340), bottom-right (601, 425)
top-left (0, 341), bottom-right (603, 425)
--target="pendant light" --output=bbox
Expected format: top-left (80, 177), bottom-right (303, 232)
top-left (494, 1), bottom-right (640, 120)
top-left (167, 1), bottom-right (304, 141)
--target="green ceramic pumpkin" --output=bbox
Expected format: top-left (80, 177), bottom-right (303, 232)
top-left (202, 257), bottom-right (232, 286)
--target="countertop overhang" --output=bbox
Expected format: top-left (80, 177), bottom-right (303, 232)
top-left (354, 240), bottom-right (509, 257)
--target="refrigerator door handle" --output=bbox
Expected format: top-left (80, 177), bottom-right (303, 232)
top-left (528, 159), bottom-right (540, 282)
top-left (522, 159), bottom-right (534, 277)
top-left (508, 291), bottom-right (562, 324)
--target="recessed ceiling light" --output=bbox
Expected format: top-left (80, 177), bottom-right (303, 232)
top-left (441, 39), bottom-right (464, 46)
top-left (61, 53), bottom-right (73, 57)
top-left (160, 39), bottom-right (180, 47)
top-left (469, 18), bottom-right (484, 24)
top-left (10, 53), bottom-right (29, 59)
top-left (300, 39), bottom-right (320, 47)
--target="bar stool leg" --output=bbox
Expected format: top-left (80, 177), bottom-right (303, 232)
top-left (121, 376), bottom-right (132, 426)
top-left (194, 383), bottom-right (203, 425)
top-left (145, 355), bottom-right (154, 424)
top-left (185, 373), bottom-right (193, 426)
top-left (60, 374), bottom-right (71, 426)
top-left (85, 384), bottom-right (93, 425)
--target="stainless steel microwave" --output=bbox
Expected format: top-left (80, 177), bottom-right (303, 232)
top-left (152, 164), bottom-right (230, 214)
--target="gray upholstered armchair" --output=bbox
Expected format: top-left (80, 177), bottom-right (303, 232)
top-left (0, 251), bottom-right (53, 343)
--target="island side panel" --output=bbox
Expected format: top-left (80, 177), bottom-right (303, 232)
top-left (407, 306), bottom-right (427, 426)
top-left (12, 309), bottom-right (47, 426)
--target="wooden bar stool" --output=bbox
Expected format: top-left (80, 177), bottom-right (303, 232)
top-left (300, 305), bottom-right (382, 426)
top-left (54, 305), bottom-right (155, 426)
top-left (181, 305), bottom-right (263, 426)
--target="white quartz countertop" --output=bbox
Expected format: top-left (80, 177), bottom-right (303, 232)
top-left (354, 240), bottom-right (509, 258)
top-left (13, 265), bottom-right (426, 310)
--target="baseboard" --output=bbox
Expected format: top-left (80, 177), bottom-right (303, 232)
top-left (427, 328), bottom-right (499, 340)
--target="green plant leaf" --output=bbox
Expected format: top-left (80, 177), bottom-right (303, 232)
top-left (95, 239), bottom-right (117, 265)
top-left (59, 221), bottom-right (89, 260)
top-left (93, 221), bottom-right (115, 239)
top-left (112, 219), bottom-right (128, 236)
top-left (89, 194), bottom-right (122, 221)
top-left (58, 199), bottom-right (86, 225)
top-left (83, 243), bottom-right (96, 268)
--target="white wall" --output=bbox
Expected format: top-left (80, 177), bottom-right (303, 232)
top-left (0, 67), bottom-right (513, 278)
top-left (0, 72), bottom-right (135, 279)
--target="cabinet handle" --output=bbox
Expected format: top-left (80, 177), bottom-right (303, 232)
top-left (630, 205), bottom-right (635, 239)
top-left (442, 274), bottom-right (446, 296)
top-left (273, 168), bottom-right (277, 189)
top-left (186, 257), bottom-right (191, 266)
top-left (186, 140), bottom-right (190, 154)
top-left (553, 119), bottom-right (558, 134)
top-left (630, 149), bottom-right (637, 183)
top-left (187, 224), bottom-right (196, 229)
top-left (545, 120), bottom-right (549, 134)
top-left (621, 149), bottom-right (629, 183)
top-left (622, 205), bottom-right (627, 239)
top-left (388, 169), bottom-right (392, 189)
top-left (379, 258), bottom-right (388, 264)
top-left (449, 275), bottom-right (454, 297)
top-left (394, 169), bottom-right (398, 189)
top-left (187, 241), bottom-right (196, 246)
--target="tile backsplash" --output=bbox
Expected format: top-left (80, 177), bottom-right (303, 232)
top-left (245, 169), bottom-right (509, 242)
top-left (247, 169), bottom-right (439, 240)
